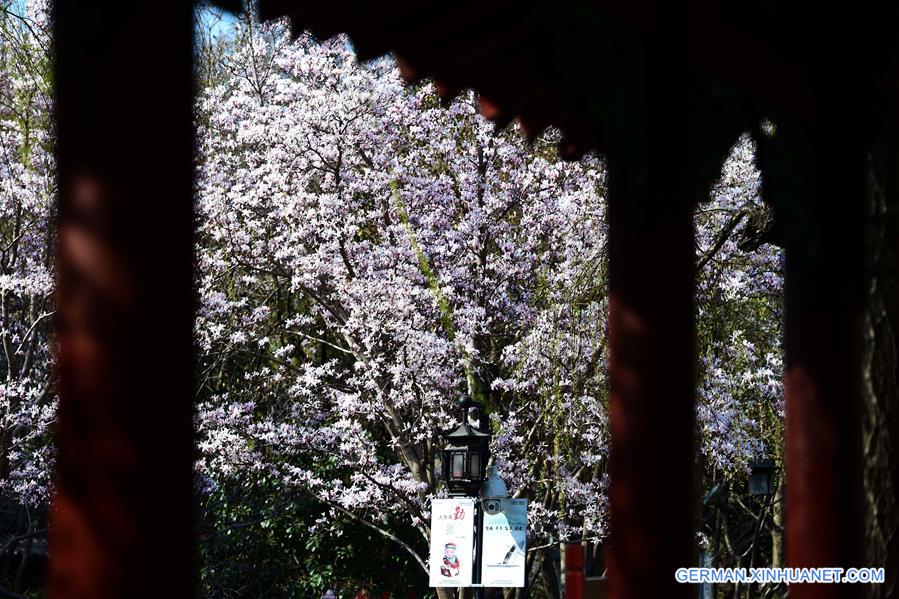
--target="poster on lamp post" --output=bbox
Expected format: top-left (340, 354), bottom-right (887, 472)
top-left (429, 498), bottom-right (475, 587)
top-left (481, 499), bottom-right (528, 587)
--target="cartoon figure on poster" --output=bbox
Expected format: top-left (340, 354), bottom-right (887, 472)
top-left (429, 498), bottom-right (474, 587)
top-left (440, 542), bottom-right (461, 577)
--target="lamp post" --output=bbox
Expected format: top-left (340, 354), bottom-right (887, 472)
top-left (438, 395), bottom-right (492, 596)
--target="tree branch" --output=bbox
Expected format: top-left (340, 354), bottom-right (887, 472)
top-left (326, 501), bottom-right (429, 575)
top-left (697, 209), bottom-right (748, 271)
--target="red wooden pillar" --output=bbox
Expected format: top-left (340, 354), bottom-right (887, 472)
top-left (564, 543), bottom-right (585, 599)
top-left (605, 150), bottom-right (696, 597)
top-left (775, 123), bottom-right (865, 599)
top-left (599, 5), bottom-right (697, 595)
top-left (51, 3), bottom-right (196, 598)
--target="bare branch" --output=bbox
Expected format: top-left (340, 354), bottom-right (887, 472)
top-left (327, 501), bottom-right (429, 575)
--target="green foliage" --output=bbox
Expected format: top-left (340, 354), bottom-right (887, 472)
top-left (198, 475), bottom-right (428, 598)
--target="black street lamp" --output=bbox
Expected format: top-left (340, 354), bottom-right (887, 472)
top-left (438, 394), bottom-right (491, 497)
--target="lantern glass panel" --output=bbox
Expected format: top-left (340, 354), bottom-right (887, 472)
top-left (469, 452), bottom-right (480, 479)
top-left (452, 451), bottom-right (465, 480)
top-left (749, 462), bottom-right (775, 496)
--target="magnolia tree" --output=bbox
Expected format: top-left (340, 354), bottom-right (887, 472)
top-left (0, 4), bottom-right (55, 594)
top-left (194, 18), bottom-right (784, 594)
top-left (195, 19), bottom-right (609, 589)
top-left (0, 0), bottom-right (55, 511)
top-left (694, 135), bottom-right (786, 572)
top-left (697, 135), bottom-right (784, 473)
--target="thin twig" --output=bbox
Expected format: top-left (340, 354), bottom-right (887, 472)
top-left (13, 310), bottom-right (54, 356)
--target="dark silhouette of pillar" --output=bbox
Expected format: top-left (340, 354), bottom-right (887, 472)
top-left (763, 118), bottom-right (866, 599)
top-left (51, 3), bottom-right (196, 597)
top-left (606, 178), bottom-right (696, 599)
top-left (604, 73), bottom-right (697, 595)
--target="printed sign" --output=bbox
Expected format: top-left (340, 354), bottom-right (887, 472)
top-left (481, 499), bottom-right (528, 587)
top-left (429, 498), bottom-right (475, 587)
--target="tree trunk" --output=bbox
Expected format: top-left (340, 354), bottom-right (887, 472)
top-left (771, 471), bottom-right (784, 569)
top-left (13, 532), bottom-right (32, 593)
top-left (435, 588), bottom-right (454, 599)
top-left (558, 544), bottom-right (566, 599)
top-left (542, 549), bottom-right (561, 599)
top-left (526, 549), bottom-right (543, 598)
top-left (0, 509), bottom-right (24, 584)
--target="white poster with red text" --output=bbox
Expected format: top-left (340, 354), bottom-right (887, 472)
top-left (429, 498), bottom-right (475, 587)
